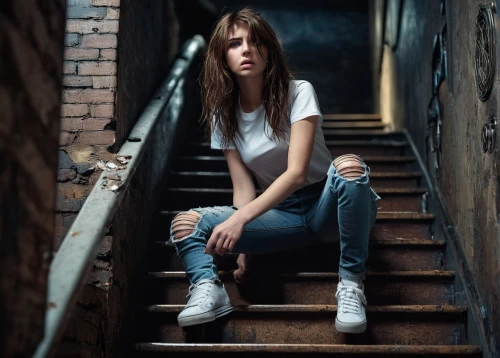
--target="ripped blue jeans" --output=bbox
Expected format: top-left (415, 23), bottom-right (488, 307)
top-left (170, 162), bottom-right (380, 284)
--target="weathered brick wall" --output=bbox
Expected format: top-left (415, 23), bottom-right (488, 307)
top-left (56, 0), bottom-right (120, 247)
top-left (0, 0), bottom-right (66, 356)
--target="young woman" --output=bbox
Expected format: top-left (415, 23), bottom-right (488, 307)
top-left (170, 8), bottom-right (379, 334)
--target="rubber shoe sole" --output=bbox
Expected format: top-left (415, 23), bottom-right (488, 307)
top-left (335, 317), bottom-right (367, 333)
top-left (178, 304), bottom-right (233, 327)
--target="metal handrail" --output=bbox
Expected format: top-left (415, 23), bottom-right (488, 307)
top-left (34, 35), bottom-right (206, 358)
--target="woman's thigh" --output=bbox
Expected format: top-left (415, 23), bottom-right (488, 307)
top-left (190, 205), bottom-right (311, 254)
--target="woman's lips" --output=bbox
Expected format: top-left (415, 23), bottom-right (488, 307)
top-left (241, 61), bottom-right (255, 68)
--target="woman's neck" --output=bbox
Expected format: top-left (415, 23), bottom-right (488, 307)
top-left (237, 75), bottom-right (264, 113)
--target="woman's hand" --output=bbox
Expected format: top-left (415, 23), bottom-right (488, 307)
top-left (234, 254), bottom-right (251, 284)
top-left (205, 213), bottom-right (245, 255)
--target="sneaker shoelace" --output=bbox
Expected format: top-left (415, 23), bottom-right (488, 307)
top-left (185, 279), bottom-right (218, 307)
top-left (335, 285), bottom-right (367, 314)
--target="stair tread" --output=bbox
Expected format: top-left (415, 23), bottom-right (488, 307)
top-left (171, 171), bottom-right (422, 178)
top-left (167, 187), bottom-right (427, 194)
top-left (160, 211), bottom-right (434, 219)
top-left (135, 343), bottom-right (482, 354)
top-left (148, 270), bottom-right (455, 279)
top-left (143, 304), bottom-right (467, 314)
top-left (322, 122), bottom-right (386, 129)
top-left (323, 113), bottom-right (382, 121)
top-left (179, 155), bottom-right (416, 162)
top-left (186, 140), bottom-right (408, 147)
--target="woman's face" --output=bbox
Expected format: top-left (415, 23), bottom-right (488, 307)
top-left (225, 22), bottom-right (268, 79)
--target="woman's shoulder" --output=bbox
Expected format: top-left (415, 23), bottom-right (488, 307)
top-left (289, 79), bottom-right (314, 90)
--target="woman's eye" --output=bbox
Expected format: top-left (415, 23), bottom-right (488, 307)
top-left (230, 41), bottom-right (240, 48)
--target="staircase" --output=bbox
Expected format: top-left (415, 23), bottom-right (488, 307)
top-left (134, 114), bottom-right (482, 357)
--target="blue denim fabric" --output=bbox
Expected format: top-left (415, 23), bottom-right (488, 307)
top-left (170, 162), bottom-right (380, 284)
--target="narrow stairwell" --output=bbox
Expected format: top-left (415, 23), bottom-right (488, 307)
top-left (134, 114), bottom-right (482, 357)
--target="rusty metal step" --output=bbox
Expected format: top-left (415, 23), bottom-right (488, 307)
top-left (136, 305), bottom-right (467, 345)
top-left (135, 343), bottom-right (482, 357)
top-left (145, 270), bottom-right (454, 306)
top-left (168, 171), bottom-right (422, 189)
top-left (182, 140), bottom-right (409, 157)
top-left (173, 155), bottom-right (416, 172)
top-left (162, 187), bottom-right (426, 212)
top-left (323, 113), bottom-right (382, 121)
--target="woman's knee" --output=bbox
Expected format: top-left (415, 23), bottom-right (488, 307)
top-left (332, 154), bottom-right (366, 180)
top-left (170, 211), bottom-right (201, 242)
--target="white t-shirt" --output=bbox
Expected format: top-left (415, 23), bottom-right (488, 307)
top-left (211, 80), bottom-right (332, 190)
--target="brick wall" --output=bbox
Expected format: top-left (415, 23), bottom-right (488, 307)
top-left (56, 0), bottom-right (120, 247)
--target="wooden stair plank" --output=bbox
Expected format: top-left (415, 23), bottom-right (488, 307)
top-left (163, 187), bottom-right (426, 212)
top-left (174, 155), bottom-right (416, 172)
top-left (135, 343), bottom-right (482, 355)
top-left (322, 122), bottom-right (386, 129)
top-left (168, 171), bottom-right (422, 188)
top-left (323, 114), bottom-right (382, 121)
top-left (145, 270), bottom-right (455, 306)
top-left (136, 305), bottom-right (467, 345)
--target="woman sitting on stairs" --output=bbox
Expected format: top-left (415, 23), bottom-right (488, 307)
top-left (169, 7), bottom-right (379, 334)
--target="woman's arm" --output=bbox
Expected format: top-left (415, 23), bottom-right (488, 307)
top-left (224, 149), bottom-right (256, 206)
top-left (206, 115), bottom-right (318, 254)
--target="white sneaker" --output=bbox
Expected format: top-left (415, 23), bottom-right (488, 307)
top-left (177, 278), bottom-right (233, 327)
top-left (335, 279), bottom-right (367, 333)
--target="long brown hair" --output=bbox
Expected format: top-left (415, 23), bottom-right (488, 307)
top-left (200, 8), bottom-right (294, 148)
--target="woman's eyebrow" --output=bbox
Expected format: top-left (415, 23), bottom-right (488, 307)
top-left (228, 37), bottom-right (242, 42)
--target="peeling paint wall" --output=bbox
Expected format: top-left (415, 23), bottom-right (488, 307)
top-left (380, 0), bottom-right (500, 353)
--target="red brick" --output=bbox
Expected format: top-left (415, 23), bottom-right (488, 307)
top-left (61, 118), bottom-right (85, 131)
top-left (60, 132), bottom-right (77, 146)
top-left (78, 131), bottom-right (116, 145)
top-left (90, 104), bottom-right (114, 117)
top-left (99, 49), bottom-right (116, 61)
top-left (66, 20), bottom-right (118, 34)
top-left (106, 7), bottom-right (119, 19)
top-left (92, 0), bottom-right (120, 6)
top-left (64, 48), bottom-right (100, 61)
top-left (78, 61), bottom-right (116, 76)
top-left (62, 89), bottom-right (115, 103)
top-left (81, 34), bottom-right (117, 48)
top-left (61, 104), bottom-right (89, 117)
top-left (62, 118), bottom-right (112, 131)
top-left (63, 61), bottom-right (77, 74)
top-left (93, 76), bottom-right (116, 88)
top-left (63, 76), bottom-right (93, 87)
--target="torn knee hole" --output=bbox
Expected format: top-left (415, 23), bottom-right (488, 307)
top-left (171, 211), bottom-right (201, 241)
top-left (333, 154), bottom-right (366, 179)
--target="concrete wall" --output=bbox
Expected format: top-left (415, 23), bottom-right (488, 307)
top-left (380, 0), bottom-right (499, 354)
top-left (0, 0), bottom-right (66, 356)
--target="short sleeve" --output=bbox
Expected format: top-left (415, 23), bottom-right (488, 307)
top-left (289, 81), bottom-right (323, 125)
top-left (210, 116), bottom-right (236, 150)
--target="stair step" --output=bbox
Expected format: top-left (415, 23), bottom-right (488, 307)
top-left (182, 140), bottom-right (409, 157)
top-left (145, 270), bottom-right (454, 305)
top-left (173, 155), bottom-right (416, 172)
top-left (321, 122), bottom-right (386, 129)
top-left (168, 171), bottom-right (422, 189)
top-left (323, 113), bottom-right (382, 121)
top-left (158, 212), bottom-right (436, 241)
top-left (162, 187), bottom-right (426, 212)
top-left (135, 343), bottom-right (482, 356)
top-left (136, 305), bottom-right (467, 345)
top-left (148, 235), bottom-right (444, 272)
